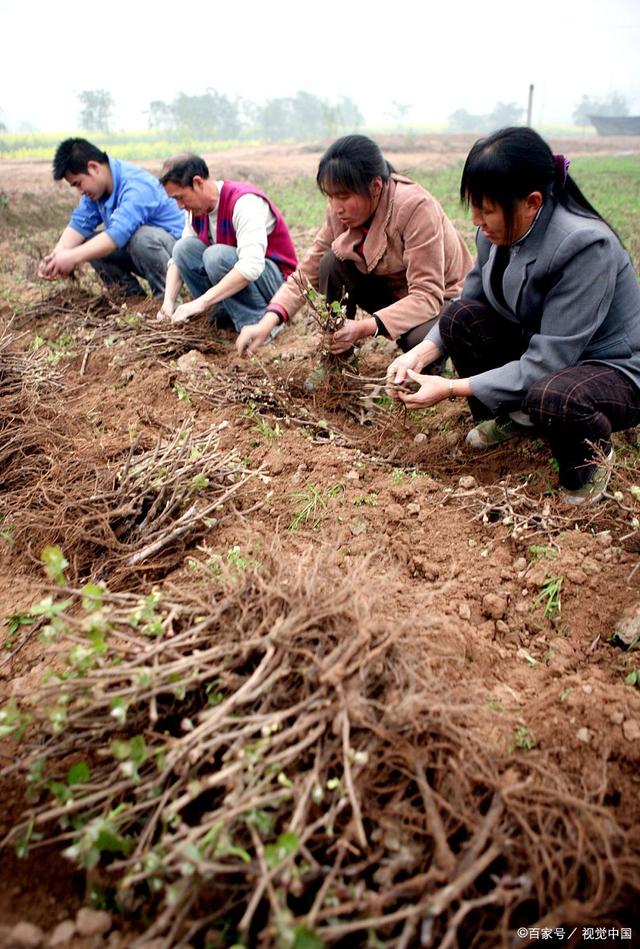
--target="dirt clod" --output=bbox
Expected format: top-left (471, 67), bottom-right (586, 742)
top-left (74, 909), bottom-right (111, 938)
top-left (622, 719), bottom-right (640, 742)
top-left (7, 922), bottom-right (44, 948)
top-left (483, 592), bottom-right (508, 619)
top-left (49, 921), bottom-right (76, 946)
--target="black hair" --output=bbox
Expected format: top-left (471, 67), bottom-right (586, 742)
top-left (316, 135), bottom-right (394, 197)
top-left (460, 126), bottom-right (614, 244)
top-left (52, 138), bottom-right (109, 180)
top-left (159, 153), bottom-right (210, 187)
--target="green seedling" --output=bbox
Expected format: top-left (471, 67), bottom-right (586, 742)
top-left (40, 545), bottom-right (68, 586)
top-left (625, 668), bottom-right (640, 688)
top-left (3, 612), bottom-right (35, 650)
top-left (513, 725), bottom-right (536, 751)
top-left (173, 382), bottom-right (191, 404)
top-left (0, 517), bottom-right (15, 545)
top-left (353, 493), bottom-right (378, 507)
top-left (528, 544), bottom-right (557, 561)
top-left (288, 483), bottom-right (342, 530)
top-left (243, 403), bottom-right (282, 442)
top-left (532, 575), bottom-right (563, 620)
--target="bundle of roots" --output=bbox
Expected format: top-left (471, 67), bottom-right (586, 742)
top-left (1, 415), bottom-right (258, 583)
top-left (3, 550), bottom-right (638, 947)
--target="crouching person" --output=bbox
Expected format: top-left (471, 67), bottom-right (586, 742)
top-left (157, 154), bottom-right (298, 333)
top-left (39, 138), bottom-right (185, 297)
top-left (234, 135), bottom-right (472, 362)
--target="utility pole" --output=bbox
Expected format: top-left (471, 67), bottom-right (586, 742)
top-left (527, 84), bottom-right (534, 127)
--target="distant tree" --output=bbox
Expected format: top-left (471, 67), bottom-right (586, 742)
top-left (573, 92), bottom-right (630, 125)
top-left (256, 91), bottom-right (345, 141)
top-left (335, 96), bottom-right (364, 131)
top-left (148, 100), bottom-right (175, 133)
top-left (448, 109), bottom-right (486, 132)
top-left (448, 100), bottom-right (524, 133)
top-left (170, 90), bottom-right (240, 140)
top-left (256, 97), bottom-right (294, 141)
top-left (78, 89), bottom-right (114, 133)
top-left (487, 101), bottom-right (524, 129)
top-left (147, 89), bottom-right (365, 143)
top-left (291, 91), bottom-right (326, 139)
top-left (0, 121), bottom-right (6, 134)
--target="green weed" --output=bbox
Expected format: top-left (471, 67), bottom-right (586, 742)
top-left (513, 725), bottom-right (536, 751)
top-left (529, 544), bottom-right (557, 561)
top-left (288, 483), bottom-right (342, 530)
top-left (3, 613), bottom-right (34, 650)
top-left (173, 382), bottom-right (191, 405)
top-left (353, 493), bottom-right (378, 507)
top-left (625, 669), bottom-right (640, 688)
top-left (533, 575), bottom-right (563, 620)
top-left (0, 517), bottom-right (14, 545)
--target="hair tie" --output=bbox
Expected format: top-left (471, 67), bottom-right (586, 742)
top-left (553, 154), bottom-right (571, 188)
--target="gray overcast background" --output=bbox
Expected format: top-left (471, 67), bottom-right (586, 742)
top-left (2, 0), bottom-right (639, 131)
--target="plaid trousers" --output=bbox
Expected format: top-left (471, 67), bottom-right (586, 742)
top-left (440, 300), bottom-right (640, 489)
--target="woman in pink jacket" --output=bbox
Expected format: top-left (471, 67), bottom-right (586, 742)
top-left (236, 135), bottom-right (471, 359)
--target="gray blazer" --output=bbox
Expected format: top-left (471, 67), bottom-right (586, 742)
top-left (428, 200), bottom-right (640, 413)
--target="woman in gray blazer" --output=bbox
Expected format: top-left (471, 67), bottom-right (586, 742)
top-left (386, 126), bottom-right (640, 505)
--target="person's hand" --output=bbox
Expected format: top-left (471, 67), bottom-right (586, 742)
top-left (171, 300), bottom-right (202, 325)
top-left (397, 370), bottom-right (450, 410)
top-left (385, 350), bottom-right (426, 399)
top-left (49, 248), bottom-right (77, 277)
top-left (38, 249), bottom-right (76, 279)
top-left (156, 300), bottom-right (175, 322)
top-left (236, 321), bottom-right (272, 356)
top-left (38, 253), bottom-right (57, 280)
top-left (328, 319), bottom-right (370, 354)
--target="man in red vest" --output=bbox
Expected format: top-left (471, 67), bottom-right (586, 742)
top-left (158, 153), bottom-right (297, 332)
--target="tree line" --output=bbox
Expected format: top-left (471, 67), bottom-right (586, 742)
top-left (78, 88), bottom-right (363, 141)
top-left (26, 88), bottom-right (633, 140)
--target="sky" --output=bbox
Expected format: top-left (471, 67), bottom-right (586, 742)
top-left (1, 0), bottom-right (639, 132)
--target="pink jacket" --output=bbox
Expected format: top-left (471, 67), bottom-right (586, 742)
top-left (268, 174), bottom-right (472, 339)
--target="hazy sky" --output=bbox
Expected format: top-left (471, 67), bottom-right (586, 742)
top-left (2, 0), bottom-right (639, 132)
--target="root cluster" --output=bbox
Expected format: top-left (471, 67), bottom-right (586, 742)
top-left (3, 552), bottom-right (638, 947)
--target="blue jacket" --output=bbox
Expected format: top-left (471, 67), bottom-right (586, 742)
top-left (428, 200), bottom-right (640, 413)
top-left (68, 157), bottom-right (184, 249)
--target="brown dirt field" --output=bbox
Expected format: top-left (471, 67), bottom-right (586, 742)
top-left (2, 134), bottom-right (640, 194)
top-left (0, 141), bottom-right (639, 948)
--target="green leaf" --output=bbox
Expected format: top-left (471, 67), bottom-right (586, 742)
top-left (111, 739), bottom-right (132, 761)
top-left (292, 927), bottom-right (325, 949)
top-left (68, 761), bottom-right (91, 785)
top-left (110, 698), bottom-right (128, 725)
top-left (48, 780), bottom-right (73, 803)
top-left (40, 546), bottom-right (69, 586)
top-left (264, 830), bottom-right (299, 869)
top-left (130, 735), bottom-right (148, 766)
top-left (81, 582), bottom-right (105, 612)
top-left (31, 596), bottom-right (73, 619)
top-left (94, 826), bottom-right (134, 857)
top-left (0, 699), bottom-right (31, 741)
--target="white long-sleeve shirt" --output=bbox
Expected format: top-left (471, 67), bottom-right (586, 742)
top-left (182, 181), bottom-right (276, 282)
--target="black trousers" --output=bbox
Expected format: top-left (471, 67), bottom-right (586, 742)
top-left (440, 299), bottom-right (640, 489)
top-left (318, 250), bottom-right (440, 352)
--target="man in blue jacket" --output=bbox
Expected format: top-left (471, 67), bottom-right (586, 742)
top-left (39, 138), bottom-right (184, 297)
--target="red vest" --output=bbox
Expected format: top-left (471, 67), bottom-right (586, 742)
top-left (192, 181), bottom-right (297, 278)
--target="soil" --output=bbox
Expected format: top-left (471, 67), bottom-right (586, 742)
top-left (0, 138), bottom-right (639, 948)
